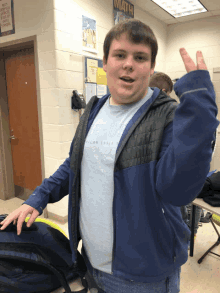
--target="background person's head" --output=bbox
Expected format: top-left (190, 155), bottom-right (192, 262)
top-left (149, 72), bottom-right (173, 95)
top-left (103, 19), bottom-right (158, 106)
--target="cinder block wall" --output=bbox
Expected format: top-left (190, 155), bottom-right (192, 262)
top-left (166, 17), bottom-right (220, 171)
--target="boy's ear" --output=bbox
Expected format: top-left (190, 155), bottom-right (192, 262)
top-left (150, 62), bottom-right (155, 76)
top-left (103, 56), bottom-right (107, 72)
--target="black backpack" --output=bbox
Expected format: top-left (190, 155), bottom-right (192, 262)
top-left (197, 172), bottom-right (220, 207)
top-left (0, 215), bottom-right (88, 293)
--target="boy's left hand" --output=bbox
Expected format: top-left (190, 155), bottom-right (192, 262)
top-left (180, 48), bottom-right (207, 73)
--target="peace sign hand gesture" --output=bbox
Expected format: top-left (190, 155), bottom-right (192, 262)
top-left (180, 48), bottom-right (207, 73)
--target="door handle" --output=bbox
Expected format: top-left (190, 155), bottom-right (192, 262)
top-left (10, 135), bottom-right (16, 140)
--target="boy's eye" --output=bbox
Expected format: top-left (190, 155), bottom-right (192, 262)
top-left (117, 53), bottom-right (125, 58)
top-left (135, 55), bottom-right (147, 61)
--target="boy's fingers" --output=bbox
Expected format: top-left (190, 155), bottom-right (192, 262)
top-left (0, 214), bottom-right (16, 230)
top-left (196, 51), bottom-right (207, 70)
top-left (16, 214), bottom-right (27, 235)
top-left (179, 48), bottom-right (196, 73)
top-left (180, 48), bottom-right (188, 57)
top-left (0, 205), bottom-right (38, 234)
top-left (27, 213), bottom-right (38, 227)
top-left (16, 208), bottom-right (39, 234)
top-left (0, 220), bottom-right (6, 229)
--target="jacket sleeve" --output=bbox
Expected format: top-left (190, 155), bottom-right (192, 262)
top-left (156, 70), bottom-right (219, 206)
top-left (23, 140), bottom-right (75, 215)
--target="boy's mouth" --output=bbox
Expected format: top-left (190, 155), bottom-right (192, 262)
top-left (120, 76), bottom-right (135, 83)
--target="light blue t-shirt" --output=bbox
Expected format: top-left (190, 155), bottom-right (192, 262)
top-left (79, 88), bottom-right (153, 274)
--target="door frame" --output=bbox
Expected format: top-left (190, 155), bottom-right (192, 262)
top-left (0, 36), bottom-right (45, 200)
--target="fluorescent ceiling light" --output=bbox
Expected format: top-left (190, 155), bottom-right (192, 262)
top-left (151, 0), bottom-right (207, 18)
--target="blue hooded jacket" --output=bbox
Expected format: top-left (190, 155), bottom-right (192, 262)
top-left (25, 70), bottom-right (219, 283)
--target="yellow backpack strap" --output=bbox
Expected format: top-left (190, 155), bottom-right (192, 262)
top-left (25, 217), bottom-right (68, 238)
top-left (212, 214), bottom-right (220, 226)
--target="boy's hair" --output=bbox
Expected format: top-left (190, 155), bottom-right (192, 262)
top-left (149, 72), bottom-right (173, 94)
top-left (103, 19), bottom-right (158, 67)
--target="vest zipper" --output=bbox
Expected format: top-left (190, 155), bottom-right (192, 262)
top-left (71, 180), bottom-right (79, 268)
top-left (111, 168), bottom-right (116, 275)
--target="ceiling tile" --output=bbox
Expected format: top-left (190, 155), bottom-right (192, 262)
top-left (177, 11), bottom-right (213, 22)
top-left (164, 19), bottom-right (179, 25)
top-left (149, 8), bottom-right (174, 20)
top-left (133, 0), bottom-right (159, 11)
top-left (200, 0), bottom-right (220, 11)
top-left (210, 10), bottom-right (220, 16)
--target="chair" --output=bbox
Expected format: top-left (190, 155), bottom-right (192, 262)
top-left (198, 213), bottom-right (220, 264)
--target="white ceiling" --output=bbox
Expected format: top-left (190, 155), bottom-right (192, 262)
top-left (130, 0), bottom-right (220, 25)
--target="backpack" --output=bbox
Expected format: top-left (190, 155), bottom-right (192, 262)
top-left (0, 214), bottom-right (88, 293)
top-left (197, 172), bottom-right (220, 207)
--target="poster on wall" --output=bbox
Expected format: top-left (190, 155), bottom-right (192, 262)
top-left (82, 15), bottom-right (98, 54)
top-left (113, 0), bottom-right (134, 25)
top-left (84, 57), bottom-right (109, 103)
top-left (0, 0), bottom-right (15, 37)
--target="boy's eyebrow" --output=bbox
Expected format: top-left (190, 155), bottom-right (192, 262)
top-left (112, 49), bottom-right (150, 55)
top-left (134, 52), bottom-right (150, 55)
top-left (112, 49), bottom-right (126, 53)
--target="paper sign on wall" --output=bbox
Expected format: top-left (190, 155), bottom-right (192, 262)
top-left (87, 59), bottom-right (98, 83)
top-left (82, 15), bottom-right (98, 54)
top-left (0, 0), bottom-right (15, 37)
top-left (113, 0), bottom-right (134, 25)
top-left (85, 83), bottom-right (97, 103)
top-left (97, 85), bottom-right (107, 96)
top-left (97, 68), bottom-right (107, 86)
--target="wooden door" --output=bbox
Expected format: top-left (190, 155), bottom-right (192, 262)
top-left (5, 49), bottom-right (42, 191)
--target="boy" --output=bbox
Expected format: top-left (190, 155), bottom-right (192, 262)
top-left (1, 19), bottom-right (218, 292)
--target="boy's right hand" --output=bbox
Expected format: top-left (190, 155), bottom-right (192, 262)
top-left (0, 204), bottom-right (39, 235)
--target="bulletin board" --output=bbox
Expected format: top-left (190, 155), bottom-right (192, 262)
top-left (84, 56), bottom-right (110, 103)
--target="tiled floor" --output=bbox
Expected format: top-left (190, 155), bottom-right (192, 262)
top-left (1, 198), bottom-right (220, 292)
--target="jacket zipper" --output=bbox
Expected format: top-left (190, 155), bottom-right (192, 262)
top-left (161, 204), bottom-right (176, 262)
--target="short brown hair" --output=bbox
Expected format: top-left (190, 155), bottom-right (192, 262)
top-left (103, 19), bottom-right (158, 67)
top-left (149, 72), bottom-right (173, 94)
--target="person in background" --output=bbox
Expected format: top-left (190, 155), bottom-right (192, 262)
top-left (1, 19), bottom-right (219, 293)
top-left (149, 71), bottom-right (173, 95)
top-left (149, 72), bottom-right (204, 244)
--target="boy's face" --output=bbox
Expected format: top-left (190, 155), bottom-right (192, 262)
top-left (103, 33), bottom-right (155, 106)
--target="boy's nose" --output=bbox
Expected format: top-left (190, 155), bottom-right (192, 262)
top-left (123, 56), bottom-right (134, 71)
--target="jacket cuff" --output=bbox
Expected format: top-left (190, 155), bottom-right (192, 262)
top-left (174, 70), bottom-right (213, 99)
top-left (23, 194), bottom-right (47, 216)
